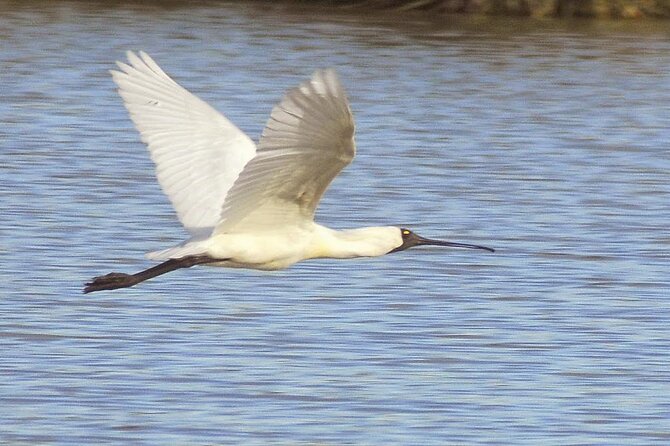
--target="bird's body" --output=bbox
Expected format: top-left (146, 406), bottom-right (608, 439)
top-left (174, 224), bottom-right (403, 271)
top-left (84, 51), bottom-right (492, 293)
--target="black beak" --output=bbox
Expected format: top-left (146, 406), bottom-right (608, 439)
top-left (415, 236), bottom-right (495, 253)
top-left (390, 231), bottom-right (494, 253)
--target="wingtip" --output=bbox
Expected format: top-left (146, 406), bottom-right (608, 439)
top-left (126, 50), bottom-right (142, 67)
top-left (312, 67), bottom-right (339, 83)
top-left (302, 68), bottom-right (342, 101)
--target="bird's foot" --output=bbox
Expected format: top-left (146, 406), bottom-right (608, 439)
top-left (84, 272), bottom-right (139, 294)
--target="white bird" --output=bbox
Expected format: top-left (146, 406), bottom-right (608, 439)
top-left (84, 51), bottom-right (493, 293)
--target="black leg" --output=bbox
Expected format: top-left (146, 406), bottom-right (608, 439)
top-left (84, 255), bottom-right (219, 293)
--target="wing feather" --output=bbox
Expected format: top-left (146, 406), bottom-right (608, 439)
top-left (111, 51), bottom-right (256, 236)
top-left (215, 69), bottom-right (355, 232)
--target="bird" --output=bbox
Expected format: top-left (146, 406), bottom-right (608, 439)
top-left (84, 51), bottom-right (494, 293)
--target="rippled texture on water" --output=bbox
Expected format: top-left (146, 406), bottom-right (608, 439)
top-left (2, 1), bottom-right (669, 444)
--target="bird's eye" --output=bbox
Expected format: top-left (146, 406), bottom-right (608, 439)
top-left (402, 229), bottom-right (411, 236)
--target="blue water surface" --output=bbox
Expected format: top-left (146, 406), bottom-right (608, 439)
top-left (1, 1), bottom-right (669, 444)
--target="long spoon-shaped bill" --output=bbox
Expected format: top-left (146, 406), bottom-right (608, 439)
top-left (418, 237), bottom-right (495, 253)
top-left (391, 231), bottom-right (495, 254)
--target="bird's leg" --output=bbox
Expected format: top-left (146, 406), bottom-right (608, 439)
top-left (84, 255), bottom-right (219, 293)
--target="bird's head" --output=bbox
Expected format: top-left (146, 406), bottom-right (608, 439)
top-left (389, 228), bottom-right (495, 254)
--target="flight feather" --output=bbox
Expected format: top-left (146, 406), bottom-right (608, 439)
top-left (215, 69), bottom-right (355, 232)
top-left (111, 51), bottom-right (256, 237)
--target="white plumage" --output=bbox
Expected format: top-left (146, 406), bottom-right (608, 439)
top-left (217, 68), bottom-right (355, 232)
top-left (112, 51), bottom-right (359, 263)
top-left (112, 51), bottom-right (257, 237)
top-left (84, 51), bottom-right (493, 293)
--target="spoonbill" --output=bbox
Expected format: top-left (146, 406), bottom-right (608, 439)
top-left (84, 51), bottom-right (493, 293)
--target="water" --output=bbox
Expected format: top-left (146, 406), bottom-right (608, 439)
top-left (2, 1), bottom-right (670, 444)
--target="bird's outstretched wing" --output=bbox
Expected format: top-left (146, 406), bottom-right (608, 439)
top-left (215, 69), bottom-right (355, 233)
top-left (111, 51), bottom-right (256, 237)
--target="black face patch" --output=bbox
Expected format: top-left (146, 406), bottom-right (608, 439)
top-left (389, 228), bottom-right (421, 253)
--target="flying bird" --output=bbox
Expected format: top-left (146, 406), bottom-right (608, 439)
top-left (84, 51), bottom-right (493, 293)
